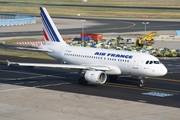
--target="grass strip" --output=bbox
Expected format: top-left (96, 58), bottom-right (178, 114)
top-left (0, 0), bottom-right (180, 19)
top-left (0, 38), bottom-right (54, 60)
top-left (1, 0), bottom-right (180, 7)
top-left (0, 4), bottom-right (180, 18)
top-left (0, 49), bottom-right (55, 60)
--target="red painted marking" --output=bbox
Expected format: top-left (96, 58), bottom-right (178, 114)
top-left (43, 29), bottom-right (49, 41)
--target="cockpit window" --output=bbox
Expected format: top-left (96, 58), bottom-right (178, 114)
top-left (154, 61), bottom-right (160, 64)
top-left (146, 61), bottom-right (149, 64)
top-left (146, 60), bottom-right (161, 64)
top-left (149, 61), bottom-right (153, 64)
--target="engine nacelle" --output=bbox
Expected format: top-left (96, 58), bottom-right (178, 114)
top-left (84, 71), bottom-right (107, 84)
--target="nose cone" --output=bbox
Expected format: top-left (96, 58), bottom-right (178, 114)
top-left (159, 65), bottom-right (168, 76)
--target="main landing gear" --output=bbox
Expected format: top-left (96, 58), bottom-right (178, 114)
top-left (139, 77), bottom-right (145, 88)
top-left (78, 75), bottom-right (87, 85)
top-left (108, 75), bottom-right (118, 83)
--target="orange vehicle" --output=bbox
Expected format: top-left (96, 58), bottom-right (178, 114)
top-left (81, 33), bottom-right (103, 40)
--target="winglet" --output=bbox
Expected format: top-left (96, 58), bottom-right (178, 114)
top-left (6, 60), bottom-right (18, 66)
top-left (6, 60), bottom-right (10, 66)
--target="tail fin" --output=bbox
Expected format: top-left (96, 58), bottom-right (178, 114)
top-left (40, 7), bottom-right (67, 45)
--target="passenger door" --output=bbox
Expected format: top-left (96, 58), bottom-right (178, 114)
top-left (131, 56), bottom-right (140, 74)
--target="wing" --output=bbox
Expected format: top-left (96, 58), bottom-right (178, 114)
top-left (6, 60), bottom-right (111, 71)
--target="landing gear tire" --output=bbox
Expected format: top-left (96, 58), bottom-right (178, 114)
top-left (139, 83), bottom-right (145, 88)
top-left (139, 79), bottom-right (145, 88)
top-left (79, 76), bottom-right (87, 85)
top-left (109, 75), bottom-right (118, 83)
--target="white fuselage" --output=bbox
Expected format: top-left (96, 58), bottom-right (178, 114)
top-left (40, 44), bottom-right (167, 77)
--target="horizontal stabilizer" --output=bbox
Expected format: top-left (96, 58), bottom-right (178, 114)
top-left (15, 47), bottom-right (52, 52)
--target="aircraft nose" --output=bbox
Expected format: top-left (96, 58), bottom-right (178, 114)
top-left (159, 65), bottom-right (168, 76)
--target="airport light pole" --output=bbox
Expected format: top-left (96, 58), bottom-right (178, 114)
top-left (81, 20), bottom-right (86, 41)
top-left (77, 14), bottom-right (81, 39)
top-left (142, 22), bottom-right (149, 33)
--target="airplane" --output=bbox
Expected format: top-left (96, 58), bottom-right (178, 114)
top-left (7, 7), bottom-right (167, 88)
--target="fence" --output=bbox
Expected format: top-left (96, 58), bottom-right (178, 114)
top-left (0, 14), bottom-right (36, 26)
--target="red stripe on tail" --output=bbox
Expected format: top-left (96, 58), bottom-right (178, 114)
top-left (43, 29), bottom-right (49, 41)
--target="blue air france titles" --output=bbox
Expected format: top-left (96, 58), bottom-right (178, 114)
top-left (94, 52), bottom-right (133, 59)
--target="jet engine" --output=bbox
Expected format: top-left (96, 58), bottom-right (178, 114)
top-left (84, 71), bottom-right (107, 84)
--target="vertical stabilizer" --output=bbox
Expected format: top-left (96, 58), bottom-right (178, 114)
top-left (40, 7), bottom-right (67, 45)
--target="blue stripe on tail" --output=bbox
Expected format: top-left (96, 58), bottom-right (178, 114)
top-left (41, 13), bottom-right (54, 41)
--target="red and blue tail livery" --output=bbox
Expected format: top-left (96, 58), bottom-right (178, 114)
top-left (40, 7), bottom-right (66, 45)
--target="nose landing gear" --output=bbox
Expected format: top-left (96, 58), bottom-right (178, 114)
top-left (139, 77), bottom-right (145, 88)
top-left (140, 79), bottom-right (145, 88)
